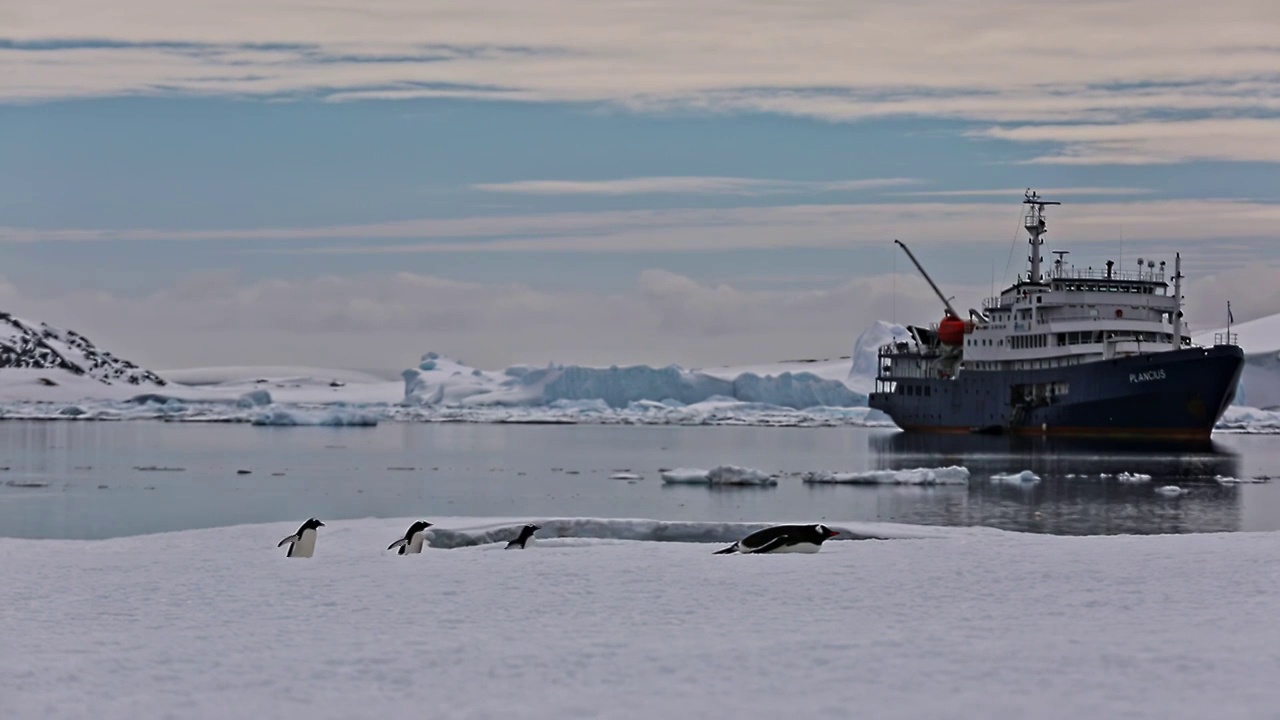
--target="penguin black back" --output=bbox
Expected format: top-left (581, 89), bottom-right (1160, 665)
top-left (714, 523), bottom-right (839, 554)
top-left (505, 523), bottom-right (541, 549)
top-left (388, 520), bottom-right (433, 555)
top-left (278, 517), bottom-right (325, 558)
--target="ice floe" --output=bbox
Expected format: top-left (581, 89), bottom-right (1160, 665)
top-left (800, 466), bottom-right (970, 485)
top-left (991, 470), bottom-right (1042, 484)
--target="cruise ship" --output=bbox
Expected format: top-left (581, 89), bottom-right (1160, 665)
top-left (867, 191), bottom-right (1244, 438)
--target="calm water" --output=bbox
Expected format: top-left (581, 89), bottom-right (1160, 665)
top-left (2, 421), bottom-right (1279, 539)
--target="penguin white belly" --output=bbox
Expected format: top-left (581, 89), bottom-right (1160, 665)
top-left (289, 528), bottom-right (318, 558)
top-left (406, 532), bottom-right (425, 554)
top-left (765, 542), bottom-right (821, 554)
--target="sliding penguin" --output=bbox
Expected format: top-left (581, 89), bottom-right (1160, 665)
top-left (387, 520), bottom-right (433, 555)
top-left (505, 523), bottom-right (541, 549)
top-left (713, 523), bottom-right (839, 555)
top-left (277, 517), bottom-right (325, 558)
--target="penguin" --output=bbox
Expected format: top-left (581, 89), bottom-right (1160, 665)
top-left (387, 520), bottom-right (433, 555)
top-left (277, 517), bottom-right (325, 558)
top-left (505, 523), bottom-right (541, 549)
top-left (713, 523), bottom-right (840, 555)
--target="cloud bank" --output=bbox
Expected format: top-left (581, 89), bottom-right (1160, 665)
top-left (5, 0), bottom-right (1280, 163)
top-left (4, 198), bottom-right (1278, 257)
top-left (1, 264), bottom-right (1271, 373)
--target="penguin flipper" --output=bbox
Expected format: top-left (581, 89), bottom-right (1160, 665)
top-left (744, 536), bottom-right (791, 554)
top-left (387, 538), bottom-right (407, 552)
top-left (278, 534), bottom-right (299, 548)
top-left (713, 543), bottom-right (740, 555)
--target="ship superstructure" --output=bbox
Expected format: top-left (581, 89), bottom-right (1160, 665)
top-left (868, 191), bottom-right (1244, 438)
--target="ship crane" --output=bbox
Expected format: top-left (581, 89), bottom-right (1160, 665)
top-left (892, 239), bottom-right (967, 346)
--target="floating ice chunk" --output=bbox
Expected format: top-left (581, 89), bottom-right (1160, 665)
top-left (1215, 475), bottom-right (1270, 484)
top-left (659, 465), bottom-right (777, 485)
top-left (991, 470), bottom-right (1041, 483)
top-left (1155, 485), bottom-right (1188, 497)
top-left (609, 472), bottom-right (642, 480)
top-left (802, 466), bottom-right (969, 485)
top-left (251, 407), bottom-right (380, 427)
top-left (706, 465), bottom-right (777, 485)
top-left (1116, 472), bottom-right (1152, 483)
top-left (660, 468), bottom-right (711, 483)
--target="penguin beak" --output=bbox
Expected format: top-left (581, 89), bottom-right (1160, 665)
top-left (829, 530), bottom-right (840, 536)
top-left (317, 521), bottom-right (326, 527)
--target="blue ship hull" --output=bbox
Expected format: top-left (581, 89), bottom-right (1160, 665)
top-left (868, 345), bottom-right (1244, 439)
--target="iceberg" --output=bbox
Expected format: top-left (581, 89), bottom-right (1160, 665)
top-left (846, 320), bottom-right (910, 393)
top-left (250, 407), bottom-right (381, 427)
top-left (402, 352), bottom-right (866, 410)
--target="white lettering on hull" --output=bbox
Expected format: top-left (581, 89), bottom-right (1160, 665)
top-left (1129, 369), bottom-right (1167, 384)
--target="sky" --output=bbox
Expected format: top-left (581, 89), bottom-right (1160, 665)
top-left (2, 0), bottom-right (1279, 374)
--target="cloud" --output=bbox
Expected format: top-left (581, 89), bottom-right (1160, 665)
top-left (977, 118), bottom-right (1280, 164)
top-left (890, 187), bottom-right (1154, 198)
top-left (5, 262), bottom-right (1272, 375)
top-left (7, 199), bottom-right (1279, 256)
top-left (471, 176), bottom-right (917, 196)
top-left (0, 268), bottom-right (979, 372)
top-left (1184, 263), bottom-right (1280, 332)
top-left (5, 1), bottom-right (1280, 162)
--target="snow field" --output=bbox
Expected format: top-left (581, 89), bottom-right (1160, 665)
top-left (5, 516), bottom-right (1280, 719)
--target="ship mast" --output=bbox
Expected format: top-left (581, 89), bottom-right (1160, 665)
top-left (1023, 190), bottom-right (1061, 283)
top-left (1172, 252), bottom-right (1183, 346)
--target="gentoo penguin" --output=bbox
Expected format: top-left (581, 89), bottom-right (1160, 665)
top-left (713, 523), bottom-right (840, 555)
top-left (277, 517), bottom-right (325, 558)
top-left (505, 523), bottom-right (541, 549)
top-left (387, 520), bottom-right (433, 555)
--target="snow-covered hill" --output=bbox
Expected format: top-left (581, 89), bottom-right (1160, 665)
top-left (0, 313), bottom-right (166, 388)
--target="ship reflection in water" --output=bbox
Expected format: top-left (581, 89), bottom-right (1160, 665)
top-left (862, 431), bottom-right (1246, 535)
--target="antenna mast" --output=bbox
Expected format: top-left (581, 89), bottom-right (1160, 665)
top-left (1023, 189), bottom-right (1061, 283)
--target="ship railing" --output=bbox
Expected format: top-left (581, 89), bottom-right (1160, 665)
top-left (1032, 313), bottom-right (1166, 324)
top-left (878, 343), bottom-right (931, 359)
top-left (1213, 332), bottom-right (1239, 347)
top-left (1048, 267), bottom-right (1165, 282)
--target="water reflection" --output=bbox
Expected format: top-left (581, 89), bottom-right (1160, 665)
top-left (867, 431), bottom-right (1244, 535)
